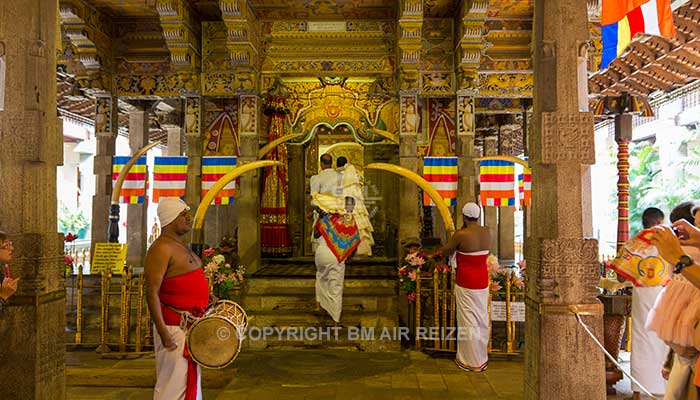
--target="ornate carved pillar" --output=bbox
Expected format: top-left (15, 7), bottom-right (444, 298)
top-left (184, 97), bottom-right (202, 210)
top-left (483, 136), bottom-right (499, 255)
top-left (287, 143), bottom-right (304, 257)
top-left (398, 94), bottom-right (421, 244)
top-left (91, 96), bottom-right (118, 250)
top-left (614, 114), bottom-right (632, 251)
top-left (126, 104), bottom-right (151, 268)
top-left (238, 131), bottom-right (261, 273)
top-left (0, 1), bottom-right (65, 397)
top-left (456, 92), bottom-right (477, 224)
top-left (525, 1), bottom-right (605, 399)
top-left (498, 119), bottom-right (517, 262)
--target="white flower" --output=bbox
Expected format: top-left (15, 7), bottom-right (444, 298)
top-left (213, 254), bottom-right (225, 265)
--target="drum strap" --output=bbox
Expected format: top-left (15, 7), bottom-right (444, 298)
top-left (161, 302), bottom-right (198, 331)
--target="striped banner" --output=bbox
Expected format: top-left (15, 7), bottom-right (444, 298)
top-left (518, 167), bottom-right (532, 208)
top-left (423, 157), bottom-right (458, 206)
top-left (201, 156), bottom-right (237, 205)
top-left (479, 160), bottom-right (515, 207)
top-left (153, 156), bottom-right (188, 203)
top-left (112, 156), bottom-right (147, 204)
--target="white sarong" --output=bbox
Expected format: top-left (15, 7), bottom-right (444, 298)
top-left (154, 325), bottom-right (202, 400)
top-left (631, 285), bottom-right (668, 395)
top-left (315, 237), bottom-right (345, 322)
top-left (455, 285), bottom-right (489, 371)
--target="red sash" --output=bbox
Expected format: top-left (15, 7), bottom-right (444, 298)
top-left (455, 252), bottom-right (489, 290)
top-left (159, 268), bottom-right (209, 400)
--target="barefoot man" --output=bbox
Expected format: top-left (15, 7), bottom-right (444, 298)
top-left (145, 197), bottom-right (210, 400)
top-left (433, 202), bottom-right (491, 372)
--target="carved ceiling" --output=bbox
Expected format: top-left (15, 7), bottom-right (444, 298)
top-left (87, 0), bottom-right (159, 18)
top-left (589, 0), bottom-right (700, 99)
top-left (248, 0), bottom-right (396, 20)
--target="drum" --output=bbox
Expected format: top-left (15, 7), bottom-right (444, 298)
top-left (186, 300), bottom-right (248, 369)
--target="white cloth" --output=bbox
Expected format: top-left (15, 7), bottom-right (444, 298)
top-left (631, 285), bottom-right (668, 394)
top-left (310, 168), bottom-right (341, 196)
top-left (315, 237), bottom-right (345, 322)
top-left (454, 285), bottom-right (489, 371)
top-left (338, 164), bottom-right (374, 256)
top-left (157, 197), bottom-right (190, 228)
top-left (665, 353), bottom-right (697, 400)
top-left (154, 325), bottom-right (202, 400)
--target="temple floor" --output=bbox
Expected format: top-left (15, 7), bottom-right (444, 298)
top-left (65, 349), bottom-right (638, 399)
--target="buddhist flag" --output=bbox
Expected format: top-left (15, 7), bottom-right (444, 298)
top-left (112, 156), bottom-right (147, 204)
top-left (153, 156), bottom-right (188, 203)
top-left (601, 0), bottom-right (675, 69)
top-left (201, 156), bottom-right (237, 205)
top-left (423, 157), bottom-right (458, 206)
top-left (518, 167), bottom-right (532, 208)
top-left (479, 160), bottom-right (515, 207)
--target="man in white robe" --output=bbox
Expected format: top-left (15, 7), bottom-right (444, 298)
top-left (629, 207), bottom-right (668, 399)
top-left (336, 156), bottom-right (374, 256)
top-left (310, 154), bottom-right (345, 321)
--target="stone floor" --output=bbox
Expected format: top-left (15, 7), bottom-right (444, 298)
top-left (66, 349), bottom-right (641, 399)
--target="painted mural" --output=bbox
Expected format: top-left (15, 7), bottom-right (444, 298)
top-left (203, 98), bottom-right (240, 156)
top-left (421, 98), bottom-right (456, 156)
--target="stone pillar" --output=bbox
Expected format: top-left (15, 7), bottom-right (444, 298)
top-left (0, 1), bottom-right (65, 398)
top-left (287, 143), bottom-right (304, 257)
top-left (184, 97), bottom-right (202, 211)
top-left (483, 136), bottom-right (499, 255)
top-left (498, 121), bottom-right (516, 263)
top-left (398, 95), bottom-right (421, 244)
top-left (166, 126), bottom-right (183, 156)
top-left (91, 96), bottom-right (118, 251)
top-left (126, 106), bottom-right (150, 268)
top-left (525, 1), bottom-right (605, 399)
top-left (456, 93), bottom-right (477, 225)
top-left (238, 132), bottom-right (260, 273)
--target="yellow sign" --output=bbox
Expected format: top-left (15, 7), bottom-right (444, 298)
top-left (91, 243), bottom-right (128, 274)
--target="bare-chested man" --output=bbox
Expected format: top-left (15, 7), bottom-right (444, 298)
top-left (433, 202), bottom-right (491, 372)
top-left (145, 197), bottom-right (209, 400)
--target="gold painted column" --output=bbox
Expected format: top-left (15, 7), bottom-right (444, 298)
top-left (525, 0), bottom-right (605, 398)
top-left (126, 104), bottom-right (151, 268)
top-left (0, 0), bottom-right (65, 398)
top-left (91, 96), bottom-right (118, 251)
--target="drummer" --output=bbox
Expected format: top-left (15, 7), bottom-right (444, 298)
top-left (145, 197), bottom-right (210, 400)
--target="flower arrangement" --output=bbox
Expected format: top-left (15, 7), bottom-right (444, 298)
top-left (398, 245), bottom-right (449, 303)
top-left (63, 232), bottom-right (78, 276)
top-left (489, 256), bottom-right (526, 298)
top-left (202, 246), bottom-right (246, 299)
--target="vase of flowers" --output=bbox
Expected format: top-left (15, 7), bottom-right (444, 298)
top-left (488, 255), bottom-right (526, 300)
top-left (398, 239), bottom-right (449, 303)
top-left (63, 232), bottom-right (78, 277)
top-left (202, 246), bottom-right (246, 300)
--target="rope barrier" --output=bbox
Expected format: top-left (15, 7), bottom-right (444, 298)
top-left (573, 311), bottom-right (658, 400)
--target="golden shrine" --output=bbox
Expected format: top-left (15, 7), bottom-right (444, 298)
top-left (10, 0), bottom-right (700, 398)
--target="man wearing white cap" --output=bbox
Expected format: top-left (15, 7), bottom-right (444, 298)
top-left (145, 197), bottom-right (209, 400)
top-left (433, 202), bottom-right (491, 372)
